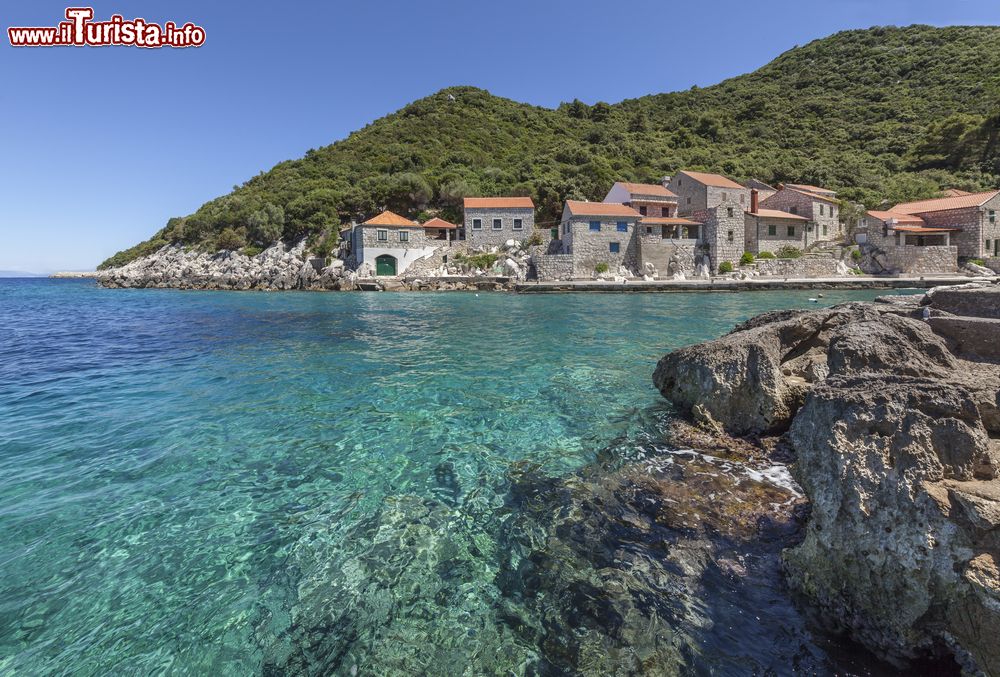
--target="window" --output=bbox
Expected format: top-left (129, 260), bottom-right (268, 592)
top-left (377, 229), bottom-right (388, 241)
top-left (686, 197), bottom-right (691, 204)
top-left (617, 222), bottom-right (628, 232)
top-left (790, 206), bottom-right (798, 215)
top-left (662, 206), bottom-right (670, 216)
top-left (678, 178), bottom-right (682, 186)
top-left (399, 230), bottom-right (409, 242)
top-left (727, 230), bottom-right (734, 243)
top-left (722, 192), bottom-right (728, 201)
top-left (787, 226), bottom-right (796, 237)
top-left (639, 205), bottom-right (647, 216)
top-left (646, 226), bottom-right (653, 235)
top-left (768, 224), bottom-right (776, 236)
top-left (739, 194), bottom-right (745, 204)
top-left (472, 218), bottom-right (482, 230)
top-left (822, 224), bottom-right (828, 236)
top-left (991, 210), bottom-right (996, 224)
top-left (727, 207), bottom-right (734, 218)
top-left (492, 218), bottom-right (502, 230)
top-left (513, 218), bottom-right (523, 230)
top-left (820, 204), bottom-right (825, 216)
top-left (609, 242), bottom-right (620, 253)
top-left (589, 221), bottom-right (601, 232)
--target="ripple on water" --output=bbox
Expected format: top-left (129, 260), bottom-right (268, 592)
top-left (0, 280), bottom-right (926, 674)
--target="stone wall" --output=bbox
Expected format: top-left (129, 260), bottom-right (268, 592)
top-left (983, 257), bottom-right (1000, 274)
top-left (753, 257), bottom-right (845, 277)
top-left (860, 244), bottom-right (958, 275)
top-left (760, 188), bottom-right (842, 242)
top-left (636, 237), bottom-right (699, 276)
top-left (667, 176), bottom-right (749, 216)
top-left (531, 253), bottom-right (574, 281)
top-left (914, 196), bottom-right (1000, 258)
top-left (564, 216), bottom-right (639, 275)
top-left (464, 207), bottom-right (535, 247)
top-left (694, 201), bottom-right (745, 271)
top-left (745, 214), bottom-right (810, 253)
top-left (629, 198), bottom-right (676, 218)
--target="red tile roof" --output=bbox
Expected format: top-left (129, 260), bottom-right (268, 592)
top-left (747, 208), bottom-right (809, 222)
top-left (363, 210), bottom-right (418, 227)
top-left (678, 170), bottom-right (745, 190)
top-left (463, 197), bottom-right (534, 209)
top-left (866, 210), bottom-right (926, 225)
top-left (564, 200), bottom-right (641, 218)
top-left (944, 189), bottom-right (972, 197)
top-left (783, 187), bottom-right (839, 204)
top-left (893, 226), bottom-right (961, 234)
top-left (422, 217), bottom-right (458, 229)
top-left (617, 182), bottom-right (677, 198)
top-left (893, 190), bottom-right (1000, 214)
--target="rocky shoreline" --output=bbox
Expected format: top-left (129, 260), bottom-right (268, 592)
top-left (653, 284), bottom-right (1000, 673)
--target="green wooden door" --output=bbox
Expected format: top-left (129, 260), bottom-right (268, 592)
top-left (375, 255), bottom-right (397, 276)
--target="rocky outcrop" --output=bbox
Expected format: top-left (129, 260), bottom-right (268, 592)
top-left (98, 241), bottom-right (361, 291)
top-left (652, 287), bottom-right (1000, 673)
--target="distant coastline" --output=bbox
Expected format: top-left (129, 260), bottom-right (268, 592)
top-left (48, 271), bottom-right (99, 279)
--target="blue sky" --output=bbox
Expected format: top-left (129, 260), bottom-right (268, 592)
top-left (2, 0), bottom-right (999, 272)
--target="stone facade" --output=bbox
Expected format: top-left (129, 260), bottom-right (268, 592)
top-left (531, 253), bottom-right (574, 281)
top-left (464, 207), bottom-right (536, 247)
top-left (352, 224), bottom-right (439, 276)
top-left (745, 214), bottom-right (811, 254)
top-left (759, 187), bottom-right (843, 244)
top-left (635, 226), bottom-right (700, 276)
top-left (693, 201), bottom-right (745, 271)
top-left (911, 196), bottom-right (1000, 258)
top-left (561, 210), bottom-right (640, 276)
top-left (667, 173), bottom-right (750, 216)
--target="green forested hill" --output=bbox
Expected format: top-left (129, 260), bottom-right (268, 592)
top-left (100, 24), bottom-right (1000, 269)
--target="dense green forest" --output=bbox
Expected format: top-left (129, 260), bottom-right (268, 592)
top-left (100, 24), bottom-right (1000, 269)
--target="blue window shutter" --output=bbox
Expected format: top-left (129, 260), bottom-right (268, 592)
top-left (617, 221), bottom-right (628, 232)
top-left (590, 221), bottom-right (601, 231)
top-left (609, 242), bottom-right (620, 253)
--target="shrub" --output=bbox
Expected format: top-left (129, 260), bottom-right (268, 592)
top-left (595, 262), bottom-right (610, 274)
top-left (216, 227), bottom-right (246, 251)
top-left (776, 246), bottom-right (802, 259)
top-left (241, 245), bottom-right (263, 258)
top-left (756, 251), bottom-right (775, 259)
top-left (851, 249), bottom-right (862, 261)
top-left (739, 252), bottom-right (755, 265)
top-left (718, 261), bottom-right (734, 274)
top-left (970, 258), bottom-right (986, 266)
top-left (456, 253), bottom-right (499, 271)
top-left (525, 231), bottom-right (544, 247)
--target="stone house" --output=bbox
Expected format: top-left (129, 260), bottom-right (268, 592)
top-left (745, 179), bottom-right (778, 202)
top-left (745, 208), bottom-right (812, 254)
top-left (350, 210), bottom-right (439, 277)
top-left (758, 184), bottom-right (842, 245)
top-left (693, 199), bottom-right (746, 271)
top-left (603, 181), bottom-right (679, 219)
top-left (860, 210), bottom-right (959, 274)
top-left (559, 200), bottom-right (641, 276)
top-left (666, 170), bottom-right (750, 216)
top-left (890, 190), bottom-right (1000, 259)
top-left (422, 217), bottom-right (459, 244)
top-left (463, 197), bottom-right (536, 247)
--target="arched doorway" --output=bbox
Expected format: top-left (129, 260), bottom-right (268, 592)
top-left (375, 254), bottom-right (397, 276)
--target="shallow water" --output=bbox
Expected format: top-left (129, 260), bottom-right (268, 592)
top-left (0, 280), bottom-right (924, 674)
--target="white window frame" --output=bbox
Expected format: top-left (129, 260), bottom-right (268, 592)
top-left (492, 218), bottom-right (502, 230)
top-left (377, 229), bottom-right (388, 242)
top-left (399, 230), bottom-right (409, 242)
top-left (472, 218), bottom-right (482, 230)
top-left (513, 218), bottom-right (523, 230)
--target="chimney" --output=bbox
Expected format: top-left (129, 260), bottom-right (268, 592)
top-left (750, 189), bottom-right (759, 214)
top-left (661, 175), bottom-right (672, 189)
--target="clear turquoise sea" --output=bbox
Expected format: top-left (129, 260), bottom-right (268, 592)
top-left (0, 280), bottom-right (923, 675)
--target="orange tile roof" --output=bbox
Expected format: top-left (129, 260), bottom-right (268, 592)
top-left (617, 182), bottom-right (677, 198)
top-left (893, 190), bottom-right (999, 214)
top-left (785, 183), bottom-right (837, 196)
top-left (640, 217), bottom-right (702, 226)
top-left (747, 208), bottom-right (809, 222)
top-left (678, 170), bottom-right (745, 190)
top-left (463, 197), bottom-right (534, 209)
top-left (782, 187), bottom-right (839, 204)
top-left (944, 188), bottom-right (972, 197)
top-left (893, 225), bottom-right (961, 234)
top-left (422, 217), bottom-right (458, 229)
top-left (363, 210), bottom-right (418, 227)
top-left (565, 200), bottom-right (641, 218)
top-left (866, 210), bottom-right (926, 225)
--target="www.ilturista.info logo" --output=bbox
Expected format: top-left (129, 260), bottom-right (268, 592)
top-left (8, 8), bottom-right (205, 48)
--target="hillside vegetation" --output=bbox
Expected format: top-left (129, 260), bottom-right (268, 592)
top-left (100, 24), bottom-right (1000, 269)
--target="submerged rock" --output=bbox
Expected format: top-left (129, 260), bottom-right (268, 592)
top-left (652, 288), bottom-right (1000, 672)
